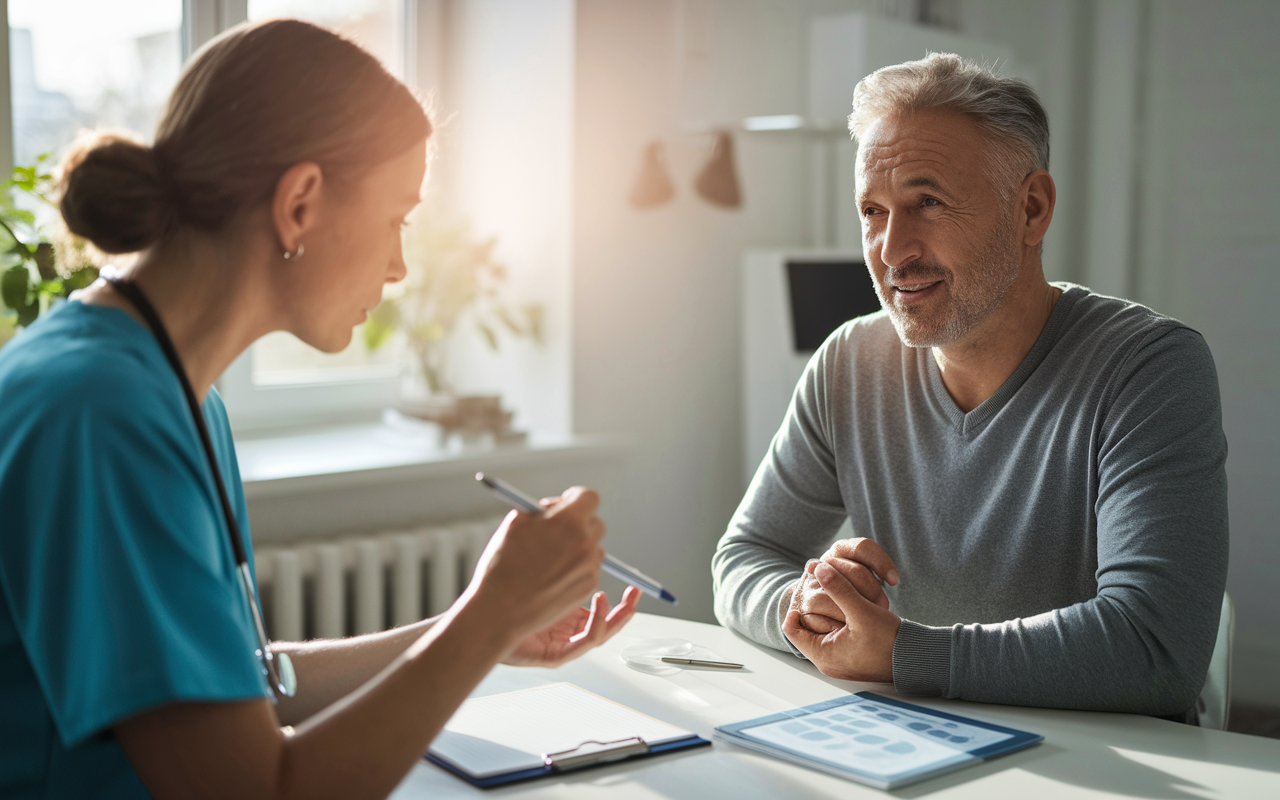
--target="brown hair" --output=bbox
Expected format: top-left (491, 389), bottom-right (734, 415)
top-left (58, 19), bottom-right (431, 254)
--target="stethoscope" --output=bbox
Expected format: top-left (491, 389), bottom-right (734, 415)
top-left (106, 276), bottom-right (297, 701)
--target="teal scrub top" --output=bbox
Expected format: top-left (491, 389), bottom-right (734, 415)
top-left (0, 301), bottom-right (269, 798)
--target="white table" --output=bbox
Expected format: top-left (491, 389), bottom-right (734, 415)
top-left (390, 613), bottom-right (1280, 798)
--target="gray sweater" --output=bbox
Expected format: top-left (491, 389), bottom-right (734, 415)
top-left (712, 284), bottom-right (1228, 717)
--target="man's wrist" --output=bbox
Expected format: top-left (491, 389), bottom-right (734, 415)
top-left (891, 619), bottom-right (952, 696)
top-left (778, 578), bottom-right (809, 659)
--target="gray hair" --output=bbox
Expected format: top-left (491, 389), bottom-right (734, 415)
top-left (848, 52), bottom-right (1049, 199)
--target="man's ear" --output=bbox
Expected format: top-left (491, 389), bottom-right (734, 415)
top-left (272, 162), bottom-right (324, 255)
top-left (1019, 169), bottom-right (1056, 249)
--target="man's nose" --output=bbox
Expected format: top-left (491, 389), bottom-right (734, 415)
top-left (878, 213), bottom-right (923, 268)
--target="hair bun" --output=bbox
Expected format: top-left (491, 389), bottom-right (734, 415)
top-left (58, 131), bottom-right (174, 254)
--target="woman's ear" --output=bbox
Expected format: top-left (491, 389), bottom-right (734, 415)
top-left (272, 162), bottom-right (324, 255)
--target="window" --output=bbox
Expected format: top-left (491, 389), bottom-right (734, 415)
top-left (8, 0), bottom-right (182, 166)
top-left (5, 0), bottom-right (422, 430)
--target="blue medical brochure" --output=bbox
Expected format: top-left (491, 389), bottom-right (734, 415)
top-left (714, 692), bottom-right (1042, 790)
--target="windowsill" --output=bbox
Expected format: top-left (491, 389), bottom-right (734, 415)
top-left (235, 422), bottom-right (630, 500)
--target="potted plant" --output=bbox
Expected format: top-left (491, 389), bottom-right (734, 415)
top-left (362, 205), bottom-right (541, 443)
top-left (0, 155), bottom-right (102, 347)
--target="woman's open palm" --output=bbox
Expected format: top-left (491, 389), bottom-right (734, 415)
top-left (503, 586), bottom-right (641, 668)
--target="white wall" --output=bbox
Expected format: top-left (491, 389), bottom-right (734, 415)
top-left (1125, 0), bottom-right (1280, 705)
top-left (437, 0), bottom-right (575, 438)
top-left (956, 0), bottom-right (1095, 287)
top-left (573, 0), bottom-right (821, 623)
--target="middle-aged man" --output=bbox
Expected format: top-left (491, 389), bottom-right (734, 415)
top-left (712, 53), bottom-right (1227, 723)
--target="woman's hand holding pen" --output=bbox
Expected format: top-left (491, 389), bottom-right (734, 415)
top-left (463, 485), bottom-right (636, 663)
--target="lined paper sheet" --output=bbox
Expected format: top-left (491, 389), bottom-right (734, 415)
top-left (429, 683), bottom-right (695, 779)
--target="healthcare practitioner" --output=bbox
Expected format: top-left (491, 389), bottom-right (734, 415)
top-left (0, 19), bottom-right (639, 799)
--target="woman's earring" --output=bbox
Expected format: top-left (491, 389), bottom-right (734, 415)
top-left (283, 243), bottom-right (305, 260)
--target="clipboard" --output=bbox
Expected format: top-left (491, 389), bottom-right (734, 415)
top-left (426, 683), bottom-right (711, 788)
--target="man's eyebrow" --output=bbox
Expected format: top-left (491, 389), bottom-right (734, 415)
top-left (901, 176), bottom-right (956, 198)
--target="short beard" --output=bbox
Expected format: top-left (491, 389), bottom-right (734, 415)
top-left (875, 210), bottom-right (1022, 348)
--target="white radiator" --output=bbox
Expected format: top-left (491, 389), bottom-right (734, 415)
top-left (253, 516), bottom-right (504, 641)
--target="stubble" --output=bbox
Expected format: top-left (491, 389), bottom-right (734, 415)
top-left (874, 209), bottom-right (1022, 348)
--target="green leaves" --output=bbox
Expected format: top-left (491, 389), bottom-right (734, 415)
top-left (0, 154), bottom-right (103, 342)
top-left (0, 311), bottom-right (16, 347)
top-left (33, 242), bottom-right (56, 280)
top-left (8, 153), bottom-right (55, 202)
top-left (2, 264), bottom-right (39, 327)
top-left (362, 302), bottom-right (400, 351)
top-left (5, 209), bottom-right (35, 227)
top-left (364, 205), bottom-right (545, 394)
top-left (63, 266), bottom-right (98, 292)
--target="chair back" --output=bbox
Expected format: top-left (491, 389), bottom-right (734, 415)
top-left (1196, 591), bottom-right (1234, 730)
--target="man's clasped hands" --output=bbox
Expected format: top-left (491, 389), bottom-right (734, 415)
top-left (785, 538), bottom-right (904, 683)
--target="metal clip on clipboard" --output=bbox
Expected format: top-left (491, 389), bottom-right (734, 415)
top-left (543, 737), bottom-right (650, 771)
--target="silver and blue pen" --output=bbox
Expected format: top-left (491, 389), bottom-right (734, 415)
top-left (476, 472), bottom-right (678, 605)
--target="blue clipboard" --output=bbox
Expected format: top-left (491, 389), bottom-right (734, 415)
top-left (426, 733), bottom-right (711, 789)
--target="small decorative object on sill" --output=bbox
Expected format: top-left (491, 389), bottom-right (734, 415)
top-left (1, 154), bottom-right (105, 348)
top-left (397, 395), bottom-right (527, 451)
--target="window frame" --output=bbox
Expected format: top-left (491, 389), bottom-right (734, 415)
top-left (219, 352), bottom-right (402, 430)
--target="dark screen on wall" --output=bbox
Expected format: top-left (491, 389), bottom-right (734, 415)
top-left (785, 260), bottom-right (881, 352)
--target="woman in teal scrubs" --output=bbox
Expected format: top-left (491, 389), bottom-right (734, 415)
top-left (0, 19), bottom-right (638, 799)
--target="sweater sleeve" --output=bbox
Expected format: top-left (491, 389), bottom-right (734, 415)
top-left (712, 340), bottom-right (850, 652)
top-left (902, 326), bottom-right (1229, 717)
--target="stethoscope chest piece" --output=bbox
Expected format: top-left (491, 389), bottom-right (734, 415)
top-left (259, 648), bottom-right (297, 699)
top-left (277, 651), bottom-right (297, 698)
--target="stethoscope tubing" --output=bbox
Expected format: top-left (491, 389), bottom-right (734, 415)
top-left (105, 276), bottom-right (295, 700)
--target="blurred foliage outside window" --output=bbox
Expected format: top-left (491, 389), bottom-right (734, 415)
top-left (0, 157), bottom-right (103, 347)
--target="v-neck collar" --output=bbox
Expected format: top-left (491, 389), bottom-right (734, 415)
top-left (923, 283), bottom-right (1084, 435)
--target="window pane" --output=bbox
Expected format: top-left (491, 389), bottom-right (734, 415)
top-left (8, 0), bottom-right (182, 165)
top-left (245, 0), bottom-right (407, 386)
top-left (248, 0), bottom-right (403, 78)
top-left (253, 329), bottom-right (404, 386)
